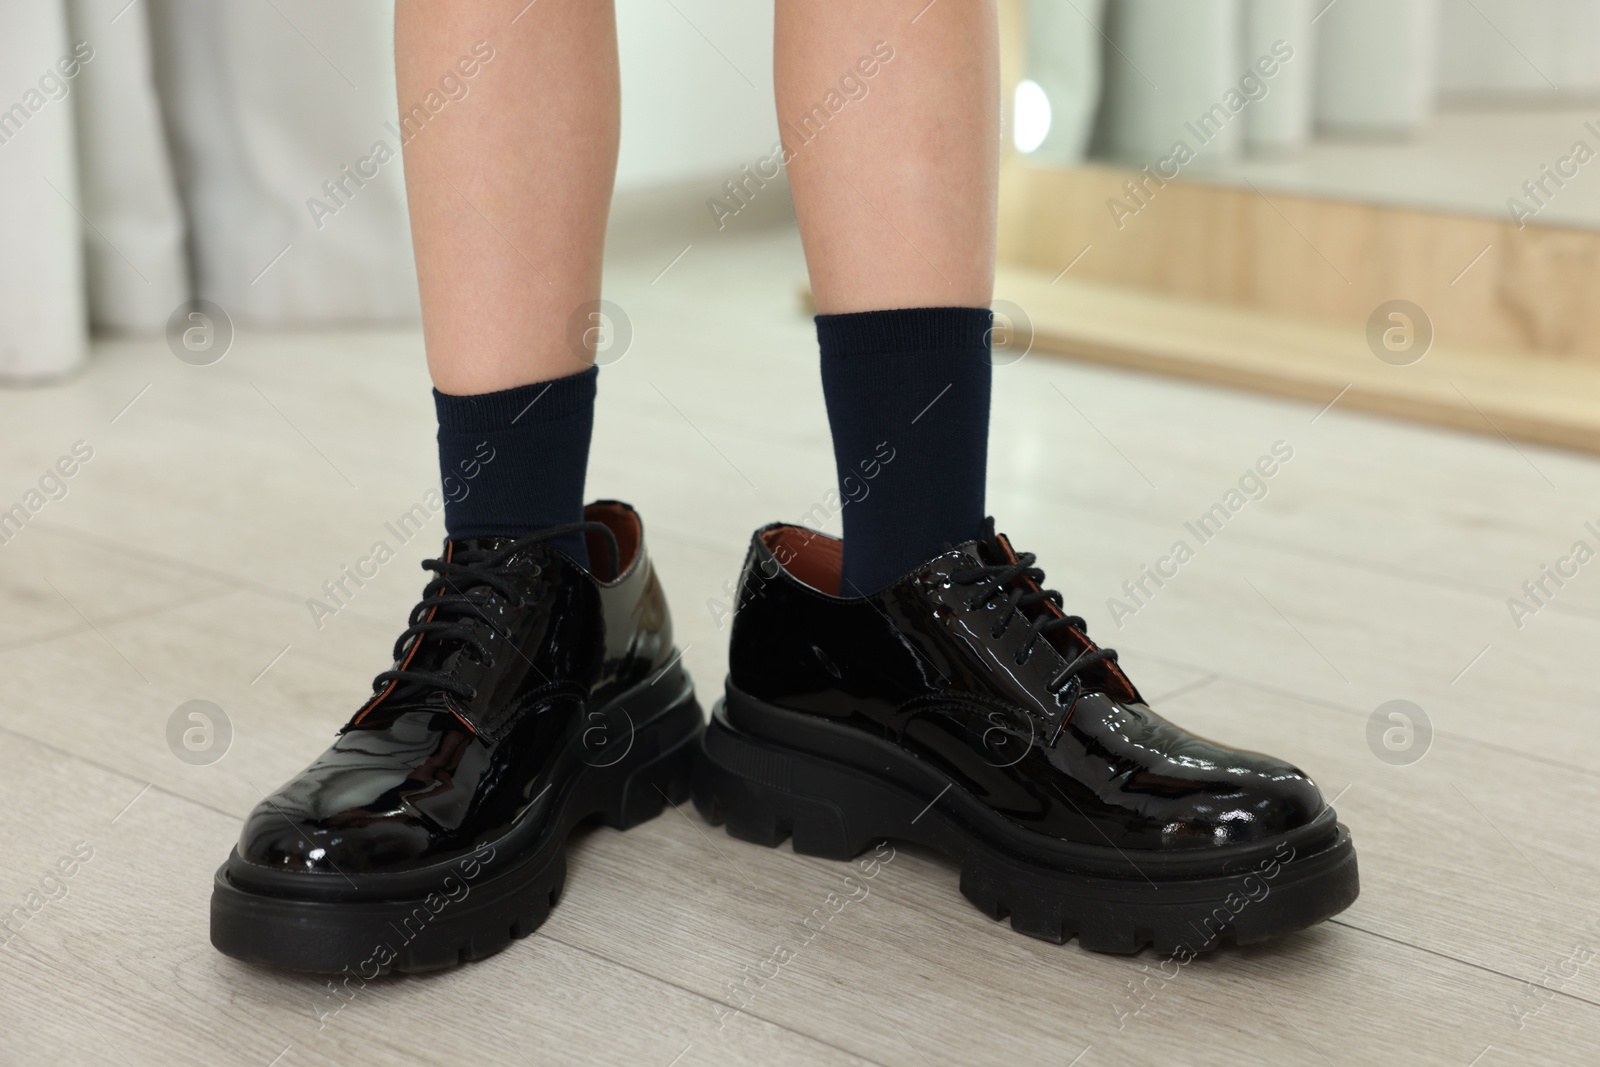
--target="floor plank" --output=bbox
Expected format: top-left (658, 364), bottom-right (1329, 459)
top-left (0, 733), bottom-right (882, 1067)
top-left (4, 226), bottom-right (1600, 1064)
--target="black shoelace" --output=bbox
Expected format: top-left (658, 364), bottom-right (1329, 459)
top-left (947, 519), bottom-right (1117, 696)
top-left (368, 521), bottom-right (619, 706)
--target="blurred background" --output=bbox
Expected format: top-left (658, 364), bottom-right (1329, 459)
top-left (5, 2), bottom-right (1600, 1065)
top-left (8, 0), bottom-right (1600, 451)
top-left (1, 0), bottom-right (784, 366)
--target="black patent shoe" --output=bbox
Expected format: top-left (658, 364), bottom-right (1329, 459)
top-left (211, 501), bottom-right (702, 974)
top-left (693, 519), bottom-right (1357, 954)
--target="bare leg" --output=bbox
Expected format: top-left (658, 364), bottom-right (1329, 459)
top-left (775, 0), bottom-right (999, 314)
top-left (396, 0), bottom-right (619, 395)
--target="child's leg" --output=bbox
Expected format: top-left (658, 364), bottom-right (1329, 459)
top-left (777, 0), bottom-right (998, 315)
top-left (397, 0), bottom-right (620, 556)
top-left (777, 0), bottom-right (1001, 592)
top-left (398, 0), bottom-right (617, 393)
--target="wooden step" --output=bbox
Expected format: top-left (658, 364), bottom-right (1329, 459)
top-left (998, 164), bottom-right (1600, 364)
top-left (995, 265), bottom-right (1600, 455)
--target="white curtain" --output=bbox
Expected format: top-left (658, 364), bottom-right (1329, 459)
top-left (1030, 0), bottom-right (1600, 168)
top-left (0, 2), bottom-right (88, 380)
top-left (0, 0), bottom-right (415, 382)
top-left (68, 0), bottom-right (187, 334)
top-left (1314, 0), bottom-right (1441, 136)
top-left (144, 0), bottom-right (417, 325)
top-left (1024, 0), bottom-right (1106, 164)
top-left (1096, 0), bottom-right (1245, 163)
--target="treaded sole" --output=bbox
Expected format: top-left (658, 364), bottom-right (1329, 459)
top-left (210, 690), bottom-right (702, 975)
top-left (692, 700), bottom-right (1358, 955)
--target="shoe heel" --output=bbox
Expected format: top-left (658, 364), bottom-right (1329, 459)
top-left (691, 706), bottom-right (863, 861)
top-left (597, 691), bottom-right (703, 831)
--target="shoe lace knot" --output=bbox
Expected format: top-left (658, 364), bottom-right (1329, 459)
top-left (946, 518), bottom-right (1118, 697)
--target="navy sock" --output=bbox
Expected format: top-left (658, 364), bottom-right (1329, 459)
top-left (817, 307), bottom-right (993, 595)
top-left (433, 366), bottom-right (597, 567)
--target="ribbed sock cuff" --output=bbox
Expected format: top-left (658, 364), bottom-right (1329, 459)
top-left (433, 366), bottom-right (598, 432)
top-left (815, 306), bottom-right (994, 358)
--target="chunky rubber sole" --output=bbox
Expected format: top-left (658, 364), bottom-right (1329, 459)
top-left (692, 689), bottom-right (1358, 955)
top-left (210, 675), bottom-right (703, 975)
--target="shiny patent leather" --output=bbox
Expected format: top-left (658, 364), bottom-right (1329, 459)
top-left (231, 501), bottom-right (675, 883)
top-left (727, 523), bottom-right (1325, 852)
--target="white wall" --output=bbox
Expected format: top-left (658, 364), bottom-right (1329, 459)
top-left (615, 0), bottom-right (778, 192)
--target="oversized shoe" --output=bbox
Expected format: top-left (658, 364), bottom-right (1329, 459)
top-left (694, 520), bottom-right (1357, 954)
top-left (211, 502), bottom-right (702, 973)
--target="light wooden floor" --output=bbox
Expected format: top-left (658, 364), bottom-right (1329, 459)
top-left (2, 227), bottom-right (1598, 1066)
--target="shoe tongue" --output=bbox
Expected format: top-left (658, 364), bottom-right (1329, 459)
top-left (450, 534), bottom-right (519, 556)
top-left (446, 535), bottom-right (551, 580)
top-left (969, 528), bottom-right (1019, 568)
